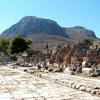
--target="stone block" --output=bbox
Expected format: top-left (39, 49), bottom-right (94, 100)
top-left (82, 68), bottom-right (93, 74)
top-left (79, 86), bottom-right (86, 91)
top-left (94, 69), bottom-right (100, 76)
top-left (72, 83), bottom-right (76, 89)
top-left (64, 67), bottom-right (74, 75)
top-left (90, 73), bottom-right (96, 77)
top-left (86, 88), bottom-right (91, 92)
top-left (69, 82), bottom-right (74, 88)
top-left (76, 84), bottom-right (82, 89)
top-left (96, 91), bottom-right (100, 95)
top-left (91, 89), bottom-right (98, 94)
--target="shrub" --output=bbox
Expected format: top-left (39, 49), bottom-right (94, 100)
top-left (0, 39), bottom-right (9, 52)
top-left (83, 38), bottom-right (93, 49)
top-left (10, 35), bottom-right (32, 54)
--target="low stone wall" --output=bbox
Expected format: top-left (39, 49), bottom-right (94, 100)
top-left (33, 72), bottom-right (100, 96)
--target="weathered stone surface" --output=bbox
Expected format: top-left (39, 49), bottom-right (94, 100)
top-left (91, 89), bottom-right (98, 94)
top-left (90, 73), bottom-right (96, 77)
top-left (82, 68), bottom-right (93, 74)
top-left (82, 60), bottom-right (86, 67)
top-left (72, 83), bottom-right (76, 89)
top-left (36, 72), bottom-right (100, 95)
top-left (76, 67), bottom-right (82, 73)
top-left (70, 64), bottom-right (77, 71)
top-left (64, 67), bottom-right (74, 75)
top-left (96, 91), bottom-right (100, 95)
top-left (0, 64), bottom-right (100, 100)
top-left (94, 69), bottom-right (100, 76)
top-left (86, 88), bottom-right (91, 92)
top-left (76, 84), bottom-right (82, 89)
top-left (79, 86), bottom-right (86, 91)
top-left (92, 86), bottom-right (100, 90)
top-left (69, 81), bottom-right (74, 88)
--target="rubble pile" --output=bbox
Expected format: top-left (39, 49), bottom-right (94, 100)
top-left (0, 40), bottom-right (100, 77)
top-left (0, 52), bottom-right (11, 64)
top-left (41, 40), bottom-right (100, 77)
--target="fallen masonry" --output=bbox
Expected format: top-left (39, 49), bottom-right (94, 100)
top-left (0, 40), bottom-right (100, 78)
top-left (7, 39), bottom-right (99, 78)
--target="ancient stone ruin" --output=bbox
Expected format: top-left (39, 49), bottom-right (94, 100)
top-left (0, 40), bottom-right (100, 77)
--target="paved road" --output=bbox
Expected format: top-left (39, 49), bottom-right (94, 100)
top-left (0, 65), bottom-right (100, 100)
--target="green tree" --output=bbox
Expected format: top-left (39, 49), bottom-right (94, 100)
top-left (10, 35), bottom-right (32, 54)
top-left (26, 39), bottom-right (32, 45)
top-left (83, 38), bottom-right (93, 49)
top-left (0, 39), bottom-right (9, 52)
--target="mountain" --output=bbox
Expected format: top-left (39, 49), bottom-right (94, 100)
top-left (1, 16), bottom-right (67, 38)
top-left (64, 26), bottom-right (96, 42)
top-left (0, 16), bottom-right (97, 45)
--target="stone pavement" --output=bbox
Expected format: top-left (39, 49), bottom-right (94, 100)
top-left (0, 65), bottom-right (100, 100)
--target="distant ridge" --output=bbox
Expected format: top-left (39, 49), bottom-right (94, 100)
top-left (64, 26), bottom-right (96, 42)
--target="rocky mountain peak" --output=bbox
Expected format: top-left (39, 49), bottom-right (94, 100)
top-left (1, 16), bottom-right (67, 38)
top-left (0, 16), bottom-right (96, 43)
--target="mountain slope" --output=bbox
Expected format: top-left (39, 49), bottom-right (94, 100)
top-left (64, 26), bottom-right (96, 42)
top-left (28, 34), bottom-right (73, 48)
top-left (0, 16), bottom-right (97, 44)
top-left (1, 16), bottom-right (67, 38)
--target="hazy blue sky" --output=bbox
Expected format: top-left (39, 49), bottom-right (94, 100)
top-left (0, 0), bottom-right (100, 37)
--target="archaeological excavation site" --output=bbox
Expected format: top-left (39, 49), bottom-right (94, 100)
top-left (0, 33), bottom-right (100, 100)
top-left (0, 0), bottom-right (100, 98)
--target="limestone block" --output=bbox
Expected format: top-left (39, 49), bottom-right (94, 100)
top-left (79, 86), bottom-right (86, 91)
top-left (94, 69), bottom-right (100, 76)
top-left (69, 81), bottom-right (74, 88)
top-left (82, 68), bottom-right (93, 74)
top-left (53, 63), bottom-right (59, 67)
top-left (64, 67), bottom-right (74, 75)
top-left (72, 83), bottom-right (76, 89)
top-left (90, 73), bottom-right (96, 77)
top-left (96, 91), bottom-right (100, 95)
top-left (91, 89), bottom-right (98, 94)
top-left (86, 88), bottom-right (91, 92)
top-left (76, 84), bottom-right (82, 89)
top-left (82, 61), bottom-right (86, 67)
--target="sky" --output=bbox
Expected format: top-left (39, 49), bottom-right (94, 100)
top-left (0, 0), bottom-right (100, 37)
